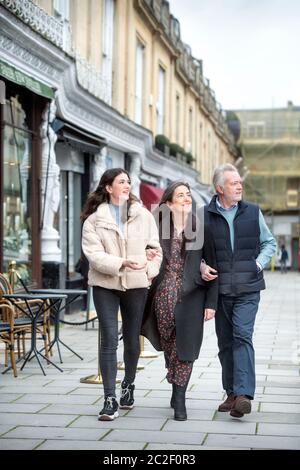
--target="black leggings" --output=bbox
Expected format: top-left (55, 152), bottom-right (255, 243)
top-left (93, 286), bottom-right (148, 397)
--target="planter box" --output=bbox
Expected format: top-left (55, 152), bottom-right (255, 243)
top-left (156, 143), bottom-right (170, 156)
top-left (175, 152), bottom-right (186, 163)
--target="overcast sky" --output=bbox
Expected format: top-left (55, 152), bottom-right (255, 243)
top-left (169, 0), bottom-right (300, 110)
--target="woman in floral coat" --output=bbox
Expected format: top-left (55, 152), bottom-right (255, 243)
top-left (142, 181), bottom-right (218, 421)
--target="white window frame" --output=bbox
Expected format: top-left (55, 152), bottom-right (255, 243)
top-left (135, 39), bottom-right (144, 125)
top-left (53, 0), bottom-right (70, 21)
top-left (102, 0), bottom-right (114, 104)
top-left (156, 65), bottom-right (165, 135)
top-left (247, 121), bottom-right (265, 138)
top-left (176, 93), bottom-right (180, 143)
top-left (188, 107), bottom-right (193, 152)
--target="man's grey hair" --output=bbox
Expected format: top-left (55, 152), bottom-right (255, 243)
top-left (213, 163), bottom-right (239, 189)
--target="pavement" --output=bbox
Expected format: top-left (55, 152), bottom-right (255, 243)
top-left (0, 271), bottom-right (300, 451)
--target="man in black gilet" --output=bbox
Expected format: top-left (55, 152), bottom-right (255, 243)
top-left (201, 163), bottom-right (276, 418)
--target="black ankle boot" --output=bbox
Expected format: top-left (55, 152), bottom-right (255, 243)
top-left (173, 384), bottom-right (187, 421)
top-left (170, 384), bottom-right (175, 408)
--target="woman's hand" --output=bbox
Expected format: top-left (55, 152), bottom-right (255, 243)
top-left (146, 248), bottom-right (160, 261)
top-left (204, 308), bottom-right (215, 321)
top-left (122, 260), bottom-right (147, 270)
top-left (200, 261), bottom-right (218, 281)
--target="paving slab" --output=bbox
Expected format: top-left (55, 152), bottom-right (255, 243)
top-left (257, 423), bottom-right (300, 437)
top-left (204, 433), bottom-right (300, 450)
top-left (0, 413), bottom-right (76, 427)
top-left (103, 429), bottom-right (205, 446)
top-left (37, 440), bottom-right (145, 450)
top-left (0, 439), bottom-right (43, 450)
top-left (3, 425), bottom-right (108, 441)
top-left (0, 271), bottom-right (299, 450)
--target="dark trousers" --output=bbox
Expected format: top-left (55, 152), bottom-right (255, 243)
top-left (93, 286), bottom-right (148, 397)
top-left (215, 292), bottom-right (260, 399)
top-left (280, 260), bottom-right (287, 273)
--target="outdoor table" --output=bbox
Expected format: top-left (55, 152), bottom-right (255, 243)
top-left (30, 289), bottom-right (86, 363)
top-left (3, 293), bottom-right (67, 375)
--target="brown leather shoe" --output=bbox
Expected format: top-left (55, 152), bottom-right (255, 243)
top-left (230, 395), bottom-right (251, 418)
top-left (218, 393), bottom-right (235, 412)
top-left (230, 408), bottom-right (244, 418)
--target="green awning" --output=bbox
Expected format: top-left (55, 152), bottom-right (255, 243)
top-left (0, 59), bottom-right (55, 99)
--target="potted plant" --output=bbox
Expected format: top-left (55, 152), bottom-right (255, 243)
top-left (155, 134), bottom-right (170, 155)
top-left (169, 143), bottom-right (185, 160)
top-left (185, 152), bottom-right (195, 165)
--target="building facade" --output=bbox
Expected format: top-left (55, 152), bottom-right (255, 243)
top-left (0, 0), bottom-right (237, 295)
top-left (231, 102), bottom-right (300, 270)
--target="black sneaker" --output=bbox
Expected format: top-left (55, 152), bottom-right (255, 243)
top-left (119, 380), bottom-right (135, 409)
top-left (98, 396), bottom-right (119, 421)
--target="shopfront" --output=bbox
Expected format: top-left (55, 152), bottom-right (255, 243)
top-left (0, 60), bottom-right (54, 285)
top-left (54, 121), bottom-right (107, 291)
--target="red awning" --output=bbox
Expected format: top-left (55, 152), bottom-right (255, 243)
top-left (140, 182), bottom-right (164, 211)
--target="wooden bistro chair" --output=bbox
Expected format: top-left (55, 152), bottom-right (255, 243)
top-left (0, 302), bottom-right (18, 377)
top-left (0, 273), bottom-right (50, 373)
top-left (8, 262), bottom-right (52, 355)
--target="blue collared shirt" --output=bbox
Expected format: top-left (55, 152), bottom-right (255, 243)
top-left (109, 203), bottom-right (125, 234)
top-left (216, 198), bottom-right (277, 270)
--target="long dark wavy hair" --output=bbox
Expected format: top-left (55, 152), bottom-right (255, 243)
top-left (156, 181), bottom-right (196, 258)
top-left (81, 168), bottom-right (138, 222)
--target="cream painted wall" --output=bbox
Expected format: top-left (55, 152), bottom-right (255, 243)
top-left (87, 0), bottom-right (102, 68)
top-left (35, 0), bottom-right (102, 65)
top-left (35, 0), bottom-right (52, 15)
top-left (153, 41), bottom-right (171, 136)
top-left (70, 0), bottom-right (88, 59)
top-left (124, 0), bottom-right (136, 119)
top-left (70, 0), bottom-right (103, 65)
top-left (130, 10), bottom-right (172, 135)
top-left (32, 0), bottom-right (235, 183)
top-left (134, 12), bottom-right (153, 128)
top-left (172, 78), bottom-right (185, 146)
top-left (112, 0), bottom-right (127, 112)
top-left (185, 93), bottom-right (195, 152)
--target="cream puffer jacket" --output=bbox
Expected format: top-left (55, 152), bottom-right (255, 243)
top-left (82, 202), bottom-right (162, 291)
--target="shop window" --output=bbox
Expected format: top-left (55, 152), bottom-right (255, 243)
top-left (59, 171), bottom-right (82, 277)
top-left (2, 95), bottom-right (33, 282)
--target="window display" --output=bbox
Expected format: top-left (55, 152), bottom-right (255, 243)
top-left (2, 95), bottom-right (32, 282)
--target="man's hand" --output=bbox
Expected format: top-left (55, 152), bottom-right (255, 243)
top-left (200, 262), bottom-right (218, 281)
top-left (204, 308), bottom-right (215, 321)
top-left (122, 260), bottom-right (147, 270)
top-left (145, 248), bottom-right (160, 261)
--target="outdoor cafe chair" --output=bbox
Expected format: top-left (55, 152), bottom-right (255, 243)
top-left (0, 302), bottom-right (18, 377)
top-left (0, 273), bottom-right (50, 371)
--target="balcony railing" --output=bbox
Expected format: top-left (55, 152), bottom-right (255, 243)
top-left (0, 0), bottom-right (71, 52)
top-left (75, 55), bottom-right (111, 105)
top-left (1, 0), bottom-right (112, 105)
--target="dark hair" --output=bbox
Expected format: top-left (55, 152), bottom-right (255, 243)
top-left (159, 180), bottom-right (191, 207)
top-left (155, 181), bottom-right (195, 258)
top-left (81, 168), bottom-right (138, 222)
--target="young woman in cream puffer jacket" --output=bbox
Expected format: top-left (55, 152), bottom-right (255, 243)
top-left (82, 198), bottom-right (161, 291)
top-left (81, 167), bottom-right (162, 422)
